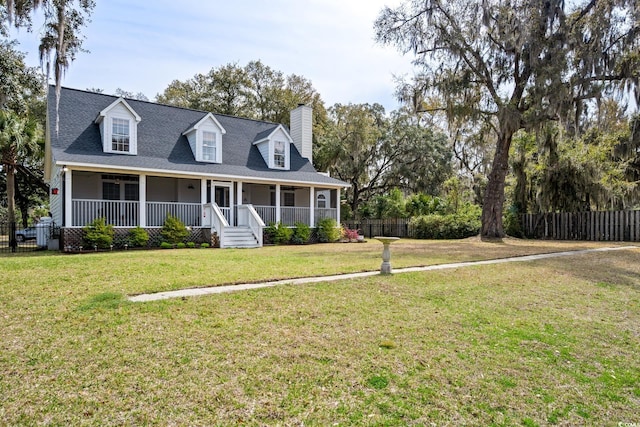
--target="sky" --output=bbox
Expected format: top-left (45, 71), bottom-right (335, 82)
top-left (10, 0), bottom-right (417, 112)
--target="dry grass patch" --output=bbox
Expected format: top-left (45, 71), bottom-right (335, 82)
top-left (0, 240), bottom-right (638, 425)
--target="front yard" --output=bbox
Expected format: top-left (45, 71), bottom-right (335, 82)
top-left (1, 239), bottom-right (638, 425)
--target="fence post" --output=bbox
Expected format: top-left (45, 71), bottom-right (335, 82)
top-left (9, 221), bottom-right (17, 253)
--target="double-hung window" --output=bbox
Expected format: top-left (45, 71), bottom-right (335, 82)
top-left (274, 140), bottom-right (285, 168)
top-left (202, 131), bottom-right (217, 161)
top-left (111, 118), bottom-right (130, 152)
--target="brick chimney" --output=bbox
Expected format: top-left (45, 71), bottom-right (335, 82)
top-left (290, 104), bottom-right (313, 163)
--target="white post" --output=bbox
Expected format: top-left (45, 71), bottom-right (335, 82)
top-left (139, 174), bottom-right (146, 227)
top-left (237, 181), bottom-right (243, 206)
top-left (64, 169), bottom-right (72, 227)
top-left (229, 183), bottom-right (235, 226)
top-left (275, 184), bottom-right (281, 224)
top-left (309, 186), bottom-right (315, 227)
top-left (335, 188), bottom-right (341, 224)
top-left (201, 178), bottom-right (207, 225)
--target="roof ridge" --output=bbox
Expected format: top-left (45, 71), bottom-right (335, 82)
top-left (53, 85), bottom-right (282, 127)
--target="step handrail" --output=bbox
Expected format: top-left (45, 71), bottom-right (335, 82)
top-left (207, 203), bottom-right (229, 248)
top-left (237, 204), bottom-right (265, 247)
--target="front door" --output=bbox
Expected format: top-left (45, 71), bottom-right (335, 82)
top-left (213, 184), bottom-right (232, 224)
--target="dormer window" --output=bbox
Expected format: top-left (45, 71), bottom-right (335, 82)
top-left (253, 125), bottom-right (292, 170)
top-left (95, 97), bottom-right (141, 155)
top-left (202, 131), bottom-right (217, 161)
top-left (182, 113), bottom-right (226, 163)
top-left (111, 118), bottom-right (130, 152)
top-left (274, 140), bottom-right (286, 168)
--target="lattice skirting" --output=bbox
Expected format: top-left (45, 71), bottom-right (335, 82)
top-left (61, 227), bottom-right (209, 252)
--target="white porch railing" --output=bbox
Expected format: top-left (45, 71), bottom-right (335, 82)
top-left (281, 207), bottom-right (310, 226)
top-left (238, 204), bottom-right (265, 247)
top-left (219, 207), bottom-right (232, 225)
top-left (255, 206), bottom-right (277, 225)
top-left (208, 203), bottom-right (229, 248)
top-left (254, 205), bottom-right (338, 226)
top-left (315, 208), bottom-right (338, 224)
top-left (71, 200), bottom-right (339, 229)
top-left (147, 202), bottom-right (201, 227)
top-left (72, 199), bottom-right (139, 227)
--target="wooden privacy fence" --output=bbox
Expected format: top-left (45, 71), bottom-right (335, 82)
top-left (522, 210), bottom-right (640, 242)
top-left (343, 219), bottom-right (414, 238)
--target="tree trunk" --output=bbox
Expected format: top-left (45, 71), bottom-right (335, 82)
top-left (481, 132), bottom-right (513, 239)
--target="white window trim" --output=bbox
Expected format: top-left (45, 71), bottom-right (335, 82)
top-left (317, 193), bottom-right (327, 209)
top-left (183, 113), bottom-right (226, 164)
top-left (201, 131), bottom-right (217, 162)
top-left (270, 139), bottom-right (290, 170)
top-left (196, 128), bottom-right (222, 163)
top-left (97, 98), bottom-right (140, 155)
top-left (110, 117), bottom-right (131, 153)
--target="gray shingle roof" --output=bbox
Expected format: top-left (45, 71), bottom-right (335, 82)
top-left (48, 86), bottom-right (348, 187)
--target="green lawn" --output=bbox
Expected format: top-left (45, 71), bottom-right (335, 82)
top-left (1, 239), bottom-right (639, 426)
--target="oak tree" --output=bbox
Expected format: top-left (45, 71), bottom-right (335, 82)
top-left (376, 0), bottom-right (639, 238)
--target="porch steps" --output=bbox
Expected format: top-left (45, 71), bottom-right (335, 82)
top-left (222, 227), bottom-right (260, 248)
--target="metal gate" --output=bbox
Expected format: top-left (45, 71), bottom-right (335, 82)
top-left (0, 222), bottom-right (58, 253)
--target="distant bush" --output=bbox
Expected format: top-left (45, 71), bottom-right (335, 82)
top-left (186, 241), bottom-right (196, 248)
top-left (317, 218), bottom-right (340, 243)
top-left (411, 204), bottom-right (481, 239)
top-left (200, 242), bottom-right (210, 248)
top-left (342, 226), bottom-right (360, 241)
top-left (176, 242), bottom-right (186, 249)
top-left (291, 222), bottom-right (311, 244)
top-left (128, 226), bottom-right (149, 248)
top-left (160, 241), bottom-right (173, 249)
top-left (504, 205), bottom-right (524, 238)
top-left (83, 217), bottom-right (114, 249)
top-left (161, 214), bottom-right (189, 244)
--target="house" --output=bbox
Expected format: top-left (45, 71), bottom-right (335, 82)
top-left (44, 86), bottom-right (349, 249)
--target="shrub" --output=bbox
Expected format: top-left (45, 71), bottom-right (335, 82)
top-left (186, 241), bottom-right (196, 248)
top-left (264, 222), bottom-right (277, 244)
top-left (317, 217), bottom-right (340, 243)
top-left (160, 242), bottom-right (173, 249)
top-left (342, 227), bottom-right (359, 241)
top-left (83, 217), bottom-right (114, 249)
top-left (200, 242), bottom-right (210, 248)
top-left (161, 214), bottom-right (189, 244)
top-left (411, 204), bottom-right (481, 239)
top-left (128, 226), bottom-right (149, 248)
top-left (504, 205), bottom-right (524, 238)
top-left (266, 222), bottom-right (293, 245)
top-left (291, 222), bottom-right (311, 244)
top-left (176, 242), bottom-right (186, 249)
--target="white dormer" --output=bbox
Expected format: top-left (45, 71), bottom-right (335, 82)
top-left (94, 98), bottom-right (141, 155)
top-left (253, 125), bottom-right (292, 170)
top-left (182, 113), bottom-right (226, 163)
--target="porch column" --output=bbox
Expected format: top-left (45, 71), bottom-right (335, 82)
top-left (64, 168), bottom-right (72, 227)
top-left (237, 181), bottom-right (243, 206)
top-left (229, 183), bottom-right (235, 226)
top-left (139, 174), bottom-right (146, 227)
top-left (309, 186), bottom-right (315, 227)
top-left (335, 188), bottom-right (341, 224)
top-left (200, 178), bottom-right (207, 225)
top-left (275, 184), bottom-right (281, 223)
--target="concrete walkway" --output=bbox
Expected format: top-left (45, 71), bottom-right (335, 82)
top-left (128, 246), bottom-right (637, 302)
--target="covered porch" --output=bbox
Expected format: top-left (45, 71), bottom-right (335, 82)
top-left (60, 170), bottom-right (342, 229)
